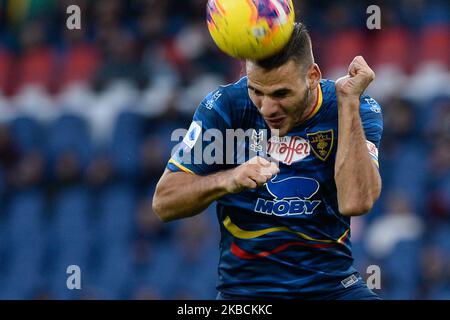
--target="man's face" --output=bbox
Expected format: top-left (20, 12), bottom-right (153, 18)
top-left (246, 59), bottom-right (311, 137)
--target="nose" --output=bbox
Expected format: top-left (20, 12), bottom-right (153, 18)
top-left (260, 96), bottom-right (280, 118)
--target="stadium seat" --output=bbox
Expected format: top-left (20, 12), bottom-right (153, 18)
top-left (0, 49), bottom-right (12, 94)
top-left (46, 113), bottom-right (92, 168)
top-left (429, 223), bottom-right (450, 253)
top-left (0, 168), bottom-right (4, 199)
top-left (0, 190), bottom-right (45, 299)
top-left (4, 189), bottom-right (45, 245)
top-left (371, 27), bottom-right (410, 71)
top-left (90, 182), bottom-right (139, 299)
top-left (110, 112), bottom-right (144, 178)
top-left (59, 44), bottom-right (100, 89)
top-left (383, 240), bottom-right (421, 300)
top-left (417, 25), bottom-right (450, 66)
top-left (10, 116), bottom-right (44, 153)
top-left (48, 186), bottom-right (92, 299)
top-left (321, 30), bottom-right (366, 77)
top-left (389, 144), bottom-right (428, 212)
top-left (0, 0), bottom-right (448, 300)
top-left (144, 216), bottom-right (219, 299)
top-left (96, 182), bottom-right (137, 245)
top-left (57, 83), bottom-right (97, 115)
top-left (91, 243), bottom-right (133, 299)
top-left (140, 240), bottom-right (180, 299)
top-left (16, 47), bottom-right (55, 92)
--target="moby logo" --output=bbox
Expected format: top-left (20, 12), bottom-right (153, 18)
top-left (255, 175), bottom-right (321, 216)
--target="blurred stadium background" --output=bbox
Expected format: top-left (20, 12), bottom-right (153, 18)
top-left (0, 0), bottom-right (448, 299)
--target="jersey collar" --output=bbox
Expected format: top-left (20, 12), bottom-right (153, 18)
top-left (302, 83), bottom-right (323, 122)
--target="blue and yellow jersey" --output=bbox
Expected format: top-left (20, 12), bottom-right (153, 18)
top-left (167, 77), bottom-right (383, 298)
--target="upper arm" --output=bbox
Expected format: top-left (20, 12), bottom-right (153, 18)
top-left (155, 168), bottom-right (176, 192)
top-left (156, 168), bottom-right (192, 191)
top-left (153, 168), bottom-right (201, 221)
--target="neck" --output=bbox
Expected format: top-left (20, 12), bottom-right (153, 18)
top-left (298, 85), bottom-right (319, 124)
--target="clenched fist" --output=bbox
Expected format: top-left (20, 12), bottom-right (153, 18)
top-left (335, 56), bottom-right (375, 99)
top-left (224, 156), bottom-right (279, 194)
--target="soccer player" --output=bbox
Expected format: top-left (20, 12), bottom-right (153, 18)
top-left (152, 23), bottom-right (383, 300)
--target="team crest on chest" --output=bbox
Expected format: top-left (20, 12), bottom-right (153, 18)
top-left (307, 130), bottom-right (334, 161)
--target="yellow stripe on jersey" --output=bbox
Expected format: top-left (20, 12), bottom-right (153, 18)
top-left (168, 159), bottom-right (195, 174)
top-left (304, 83), bottom-right (323, 122)
top-left (372, 159), bottom-right (379, 168)
top-left (337, 229), bottom-right (350, 244)
top-left (223, 215), bottom-right (350, 244)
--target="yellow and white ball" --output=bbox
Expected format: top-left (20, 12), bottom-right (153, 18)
top-left (206, 0), bottom-right (295, 60)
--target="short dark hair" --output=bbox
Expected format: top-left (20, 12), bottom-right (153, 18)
top-left (253, 22), bottom-right (314, 71)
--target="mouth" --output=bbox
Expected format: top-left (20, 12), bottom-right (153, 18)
top-left (265, 116), bottom-right (286, 128)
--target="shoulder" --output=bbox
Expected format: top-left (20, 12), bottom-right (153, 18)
top-left (219, 76), bottom-right (249, 99)
top-left (319, 79), bottom-right (338, 104)
top-left (320, 78), bottom-right (383, 115)
top-left (199, 76), bottom-right (248, 110)
top-left (359, 95), bottom-right (383, 115)
top-left (194, 76), bottom-right (250, 127)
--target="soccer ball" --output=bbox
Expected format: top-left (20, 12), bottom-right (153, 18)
top-left (206, 0), bottom-right (295, 60)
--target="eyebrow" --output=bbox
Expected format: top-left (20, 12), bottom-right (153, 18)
top-left (247, 84), bottom-right (292, 97)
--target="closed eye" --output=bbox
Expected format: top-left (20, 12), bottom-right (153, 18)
top-left (248, 85), bottom-right (263, 96)
top-left (271, 89), bottom-right (291, 98)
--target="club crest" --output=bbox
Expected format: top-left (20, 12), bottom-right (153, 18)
top-left (307, 130), bottom-right (334, 161)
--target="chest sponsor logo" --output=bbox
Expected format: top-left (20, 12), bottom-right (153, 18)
top-left (254, 175), bottom-right (321, 216)
top-left (307, 129), bottom-right (334, 161)
top-left (267, 136), bottom-right (310, 165)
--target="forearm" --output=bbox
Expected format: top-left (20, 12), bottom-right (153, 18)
top-left (153, 169), bottom-right (229, 222)
top-left (335, 97), bottom-right (381, 216)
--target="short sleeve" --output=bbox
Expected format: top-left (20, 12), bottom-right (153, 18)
top-left (167, 87), bottom-right (231, 175)
top-left (360, 95), bottom-right (383, 167)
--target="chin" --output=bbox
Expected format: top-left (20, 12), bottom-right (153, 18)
top-left (270, 126), bottom-right (289, 137)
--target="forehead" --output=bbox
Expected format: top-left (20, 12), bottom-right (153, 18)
top-left (246, 60), bottom-right (303, 90)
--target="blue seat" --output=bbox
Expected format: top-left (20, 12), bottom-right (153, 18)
top-left (10, 116), bottom-right (44, 153)
top-left (0, 239), bottom-right (45, 299)
top-left (0, 169), bottom-right (5, 206)
top-left (96, 183), bottom-right (136, 245)
top-left (110, 112), bottom-right (144, 178)
top-left (48, 186), bottom-right (92, 299)
top-left (141, 240), bottom-right (180, 299)
top-left (389, 143), bottom-right (427, 212)
top-left (427, 285), bottom-right (450, 300)
top-left (52, 187), bottom-right (91, 243)
top-left (4, 189), bottom-right (45, 248)
top-left (141, 224), bottom-right (219, 299)
top-left (0, 190), bottom-right (45, 299)
top-left (429, 223), bottom-right (450, 252)
top-left (92, 243), bottom-right (133, 299)
top-left (170, 244), bottom-right (219, 299)
top-left (383, 240), bottom-right (421, 299)
top-left (46, 114), bottom-right (92, 167)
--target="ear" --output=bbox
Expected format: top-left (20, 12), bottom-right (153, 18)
top-left (307, 63), bottom-right (321, 90)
